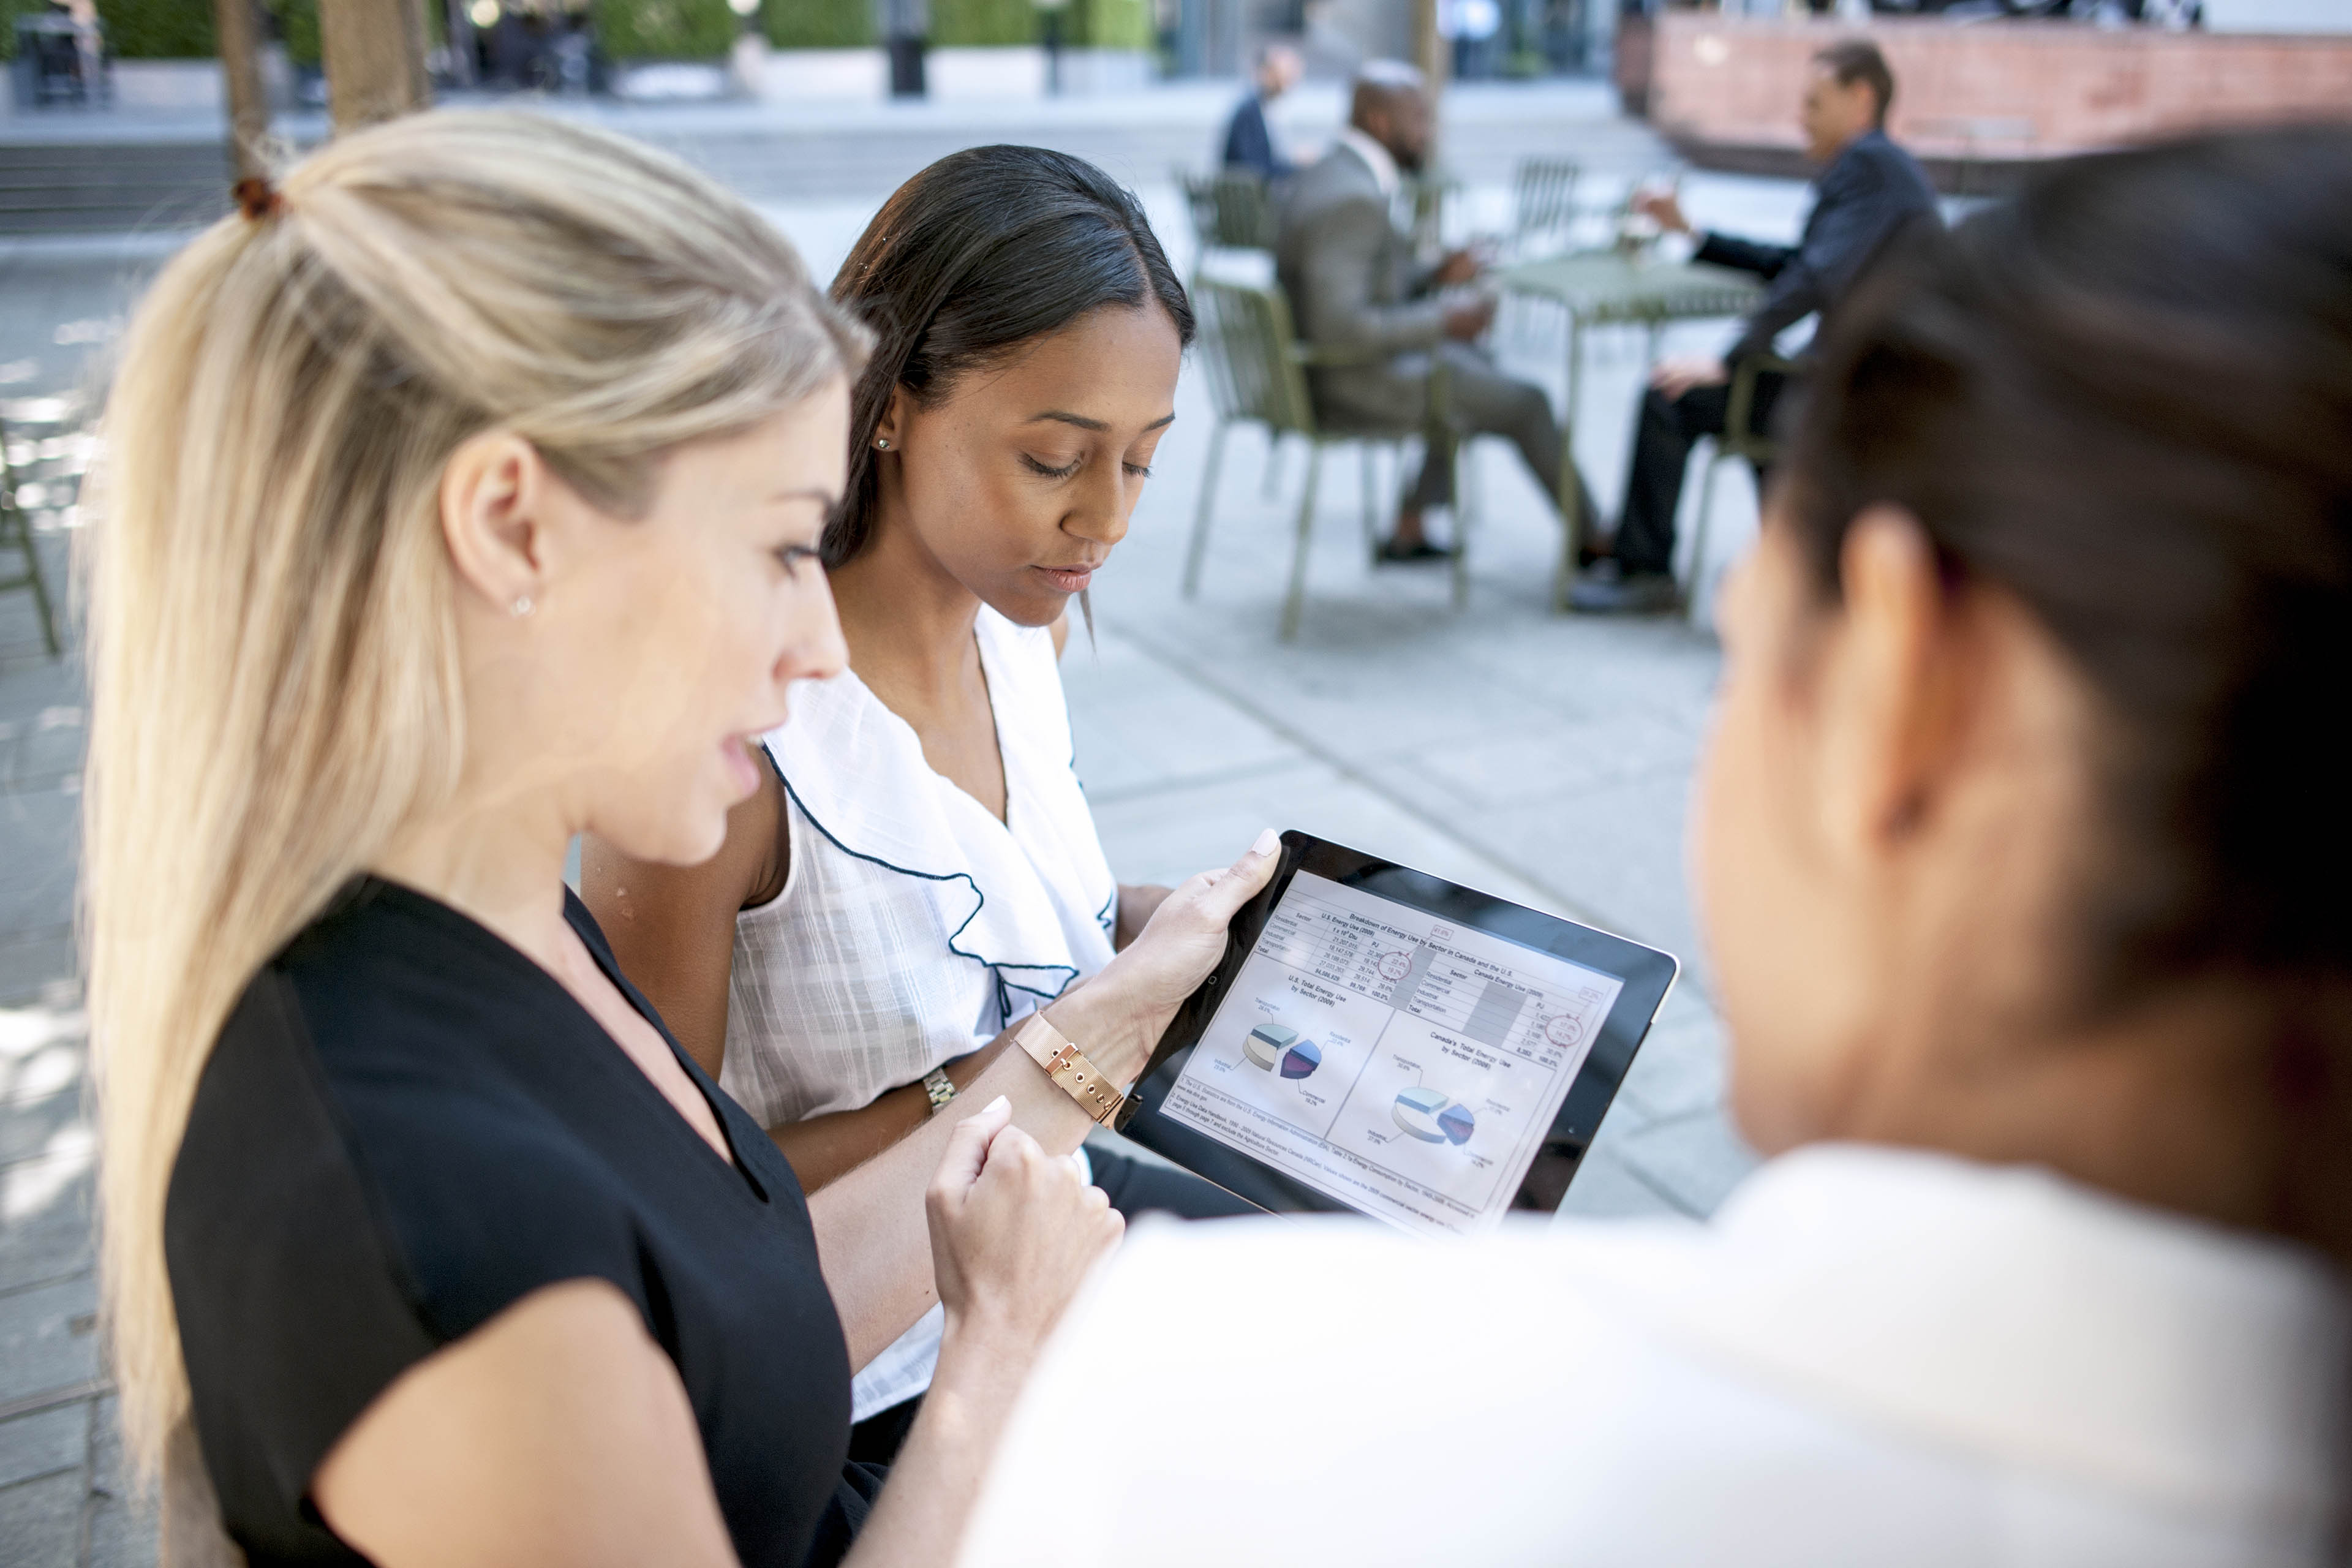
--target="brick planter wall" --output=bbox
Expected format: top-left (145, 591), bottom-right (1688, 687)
top-left (1632, 15), bottom-right (2352, 186)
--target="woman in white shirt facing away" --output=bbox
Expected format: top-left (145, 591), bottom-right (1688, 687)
top-left (956, 127), bottom-right (2352, 1567)
top-left (586, 146), bottom-right (1254, 1458)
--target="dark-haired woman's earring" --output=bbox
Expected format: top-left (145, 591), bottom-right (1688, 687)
top-left (874, 437), bottom-right (891, 451)
top-left (510, 595), bottom-right (533, 618)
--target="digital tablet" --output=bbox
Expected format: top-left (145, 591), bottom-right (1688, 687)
top-left (1118, 831), bottom-right (1679, 1237)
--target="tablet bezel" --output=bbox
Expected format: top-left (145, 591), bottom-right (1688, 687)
top-left (1118, 830), bottom-right (1680, 1224)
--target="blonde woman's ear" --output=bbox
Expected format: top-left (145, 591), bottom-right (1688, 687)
top-left (437, 431), bottom-right (549, 617)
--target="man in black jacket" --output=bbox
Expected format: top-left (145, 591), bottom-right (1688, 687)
top-left (1574, 39), bottom-right (1938, 613)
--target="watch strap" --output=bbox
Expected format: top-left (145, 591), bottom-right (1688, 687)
top-left (921, 1066), bottom-right (957, 1117)
top-left (1014, 1013), bottom-right (1128, 1128)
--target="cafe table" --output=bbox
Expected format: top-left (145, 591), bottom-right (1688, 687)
top-left (1494, 252), bottom-right (1761, 609)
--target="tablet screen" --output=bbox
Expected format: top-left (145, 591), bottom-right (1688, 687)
top-left (1156, 870), bottom-right (1627, 1237)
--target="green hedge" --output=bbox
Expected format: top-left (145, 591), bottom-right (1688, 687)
top-left (94, 0), bottom-right (213, 58)
top-left (269, 0), bottom-right (320, 67)
top-left (593, 0), bottom-right (737, 60)
top-left (1067, 0), bottom-right (1146, 49)
top-left (763, 0), bottom-right (869, 48)
top-left (751, 0), bottom-right (1148, 53)
top-left (930, 0), bottom-right (1031, 47)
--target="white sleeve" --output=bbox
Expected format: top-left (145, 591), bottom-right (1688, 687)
top-left (953, 1217), bottom-right (1661, 1568)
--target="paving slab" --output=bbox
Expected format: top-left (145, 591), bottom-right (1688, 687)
top-left (0, 1400), bottom-right (83, 1490)
top-left (0, 1466), bottom-right (84, 1567)
top-left (0, 1274), bottom-right (97, 1408)
top-left (0, 1154), bottom-right (94, 1294)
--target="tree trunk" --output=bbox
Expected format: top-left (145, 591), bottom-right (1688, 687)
top-left (320, 0), bottom-right (431, 134)
top-left (1414, 0), bottom-right (1449, 98)
top-left (211, 0), bottom-right (270, 182)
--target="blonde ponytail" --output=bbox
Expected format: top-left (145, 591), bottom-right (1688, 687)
top-left (83, 109), bottom-right (864, 1482)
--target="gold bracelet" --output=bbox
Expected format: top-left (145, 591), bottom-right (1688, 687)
top-left (1014, 1012), bottom-right (1129, 1128)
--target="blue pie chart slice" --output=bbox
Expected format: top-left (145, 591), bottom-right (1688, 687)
top-left (1392, 1087), bottom-right (1476, 1145)
top-left (1279, 1040), bottom-right (1322, 1079)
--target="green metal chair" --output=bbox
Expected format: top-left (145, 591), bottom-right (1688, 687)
top-left (1683, 352), bottom-right (1800, 625)
top-left (1178, 169), bottom-right (1279, 254)
top-left (1182, 277), bottom-right (1469, 641)
top-left (1509, 157), bottom-right (1581, 258)
top-left (0, 413), bottom-right (62, 660)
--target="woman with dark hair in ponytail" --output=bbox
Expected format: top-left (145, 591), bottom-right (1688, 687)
top-left (587, 145), bottom-right (1257, 1462)
top-left (959, 126), bottom-right (2352, 1564)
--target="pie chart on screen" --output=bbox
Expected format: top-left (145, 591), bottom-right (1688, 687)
top-left (1278, 1039), bottom-right (1322, 1079)
top-left (1245, 1022), bottom-right (1298, 1069)
top-left (1392, 1087), bottom-right (1476, 1146)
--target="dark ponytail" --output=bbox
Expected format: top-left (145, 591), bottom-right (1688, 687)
top-left (824, 145), bottom-right (1194, 566)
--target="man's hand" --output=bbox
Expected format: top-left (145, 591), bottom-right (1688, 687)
top-left (1441, 295), bottom-right (1496, 342)
top-left (1650, 354), bottom-right (1727, 399)
top-left (1431, 247), bottom-right (1482, 287)
top-left (1632, 188), bottom-right (1692, 235)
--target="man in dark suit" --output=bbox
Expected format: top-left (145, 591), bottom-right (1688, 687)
top-left (1574, 38), bottom-right (1939, 612)
top-left (1277, 61), bottom-right (1585, 560)
top-left (1222, 44), bottom-right (1302, 182)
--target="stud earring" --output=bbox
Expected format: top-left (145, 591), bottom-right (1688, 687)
top-left (510, 595), bottom-right (533, 618)
top-left (874, 437), bottom-right (891, 451)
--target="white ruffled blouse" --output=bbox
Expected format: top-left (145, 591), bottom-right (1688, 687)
top-left (722, 605), bottom-right (1118, 1419)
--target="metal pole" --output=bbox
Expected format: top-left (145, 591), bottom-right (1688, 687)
top-left (211, 0), bottom-right (270, 181)
top-left (320, 0), bottom-right (430, 134)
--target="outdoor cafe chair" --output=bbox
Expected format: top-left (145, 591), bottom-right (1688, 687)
top-left (1509, 156), bottom-right (1581, 259)
top-left (1178, 169), bottom-right (1280, 255)
top-left (1182, 276), bottom-right (1477, 641)
top-left (0, 414), bottom-right (63, 660)
top-left (1682, 352), bottom-right (1799, 625)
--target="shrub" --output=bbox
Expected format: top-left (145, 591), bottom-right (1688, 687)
top-left (763, 0), bottom-right (869, 48)
top-left (930, 0), bottom-right (1031, 47)
top-left (268, 0), bottom-right (320, 68)
top-left (1068, 0), bottom-right (1147, 48)
top-left (592, 0), bottom-right (736, 60)
top-left (94, 0), bottom-right (214, 58)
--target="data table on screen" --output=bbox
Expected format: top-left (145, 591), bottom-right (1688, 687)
top-left (1162, 873), bottom-right (1626, 1236)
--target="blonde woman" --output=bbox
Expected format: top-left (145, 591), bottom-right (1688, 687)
top-left (84, 112), bottom-right (1276, 1567)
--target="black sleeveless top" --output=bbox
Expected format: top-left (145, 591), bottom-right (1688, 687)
top-left (166, 880), bottom-right (881, 1565)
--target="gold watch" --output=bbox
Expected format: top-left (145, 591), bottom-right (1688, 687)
top-left (1014, 1012), bottom-right (1131, 1128)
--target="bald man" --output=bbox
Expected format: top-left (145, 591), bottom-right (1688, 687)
top-left (1276, 62), bottom-right (1588, 560)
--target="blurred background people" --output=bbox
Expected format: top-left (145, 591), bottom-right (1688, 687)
top-left (1221, 43), bottom-right (1302, 183)
top-left (1575, 38), bottom-right (1937, 614)
top-left (1277, 61), bottom-right (1589, 562)
top-left (961, 125), bottom-right (2352, 1564)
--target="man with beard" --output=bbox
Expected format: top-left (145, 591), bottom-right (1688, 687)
top-left (1276, 61), bottom-right (1585, 562)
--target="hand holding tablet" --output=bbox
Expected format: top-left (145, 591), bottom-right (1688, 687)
top-left (1119, 832), bottom-right (1679, 1234)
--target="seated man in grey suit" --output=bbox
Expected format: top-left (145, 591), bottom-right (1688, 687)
top-left (1276, 61), bottom-right (1580, 562)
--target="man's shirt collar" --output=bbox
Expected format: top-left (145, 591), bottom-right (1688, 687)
top-left (1336, 127), bottom-right (1401, 200)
